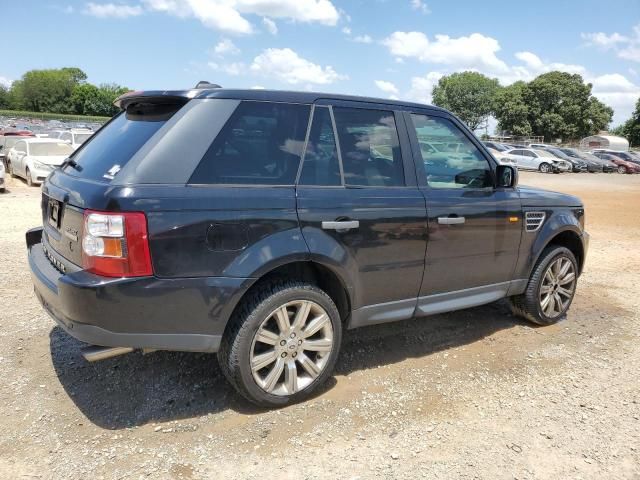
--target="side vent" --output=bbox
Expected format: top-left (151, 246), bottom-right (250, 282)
top-left (525, 211), bottom-right (546, 232)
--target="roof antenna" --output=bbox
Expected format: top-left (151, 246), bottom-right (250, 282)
top-left (194, 81), bottom-right (222, 89)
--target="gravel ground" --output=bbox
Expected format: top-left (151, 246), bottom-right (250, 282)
top-left (0, 172), bottom-right (639, 479)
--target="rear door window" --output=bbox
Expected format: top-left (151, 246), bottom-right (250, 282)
top-left (189, 101), bottom-right (310, 185)
top-left (298, 107), bottom-right (341, 186)
top-left (64, 102), bottom-right (183, 181)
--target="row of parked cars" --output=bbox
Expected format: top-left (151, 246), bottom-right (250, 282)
top-left (0, 127), bottom-right (95, 190)
top-left (483, 141), bottom-right (640, 175)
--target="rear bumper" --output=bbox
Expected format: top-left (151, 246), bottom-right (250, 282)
top-left (27, 227), bottom-right (252, 353)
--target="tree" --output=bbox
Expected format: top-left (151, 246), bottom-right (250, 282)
top-left (97, 83), bottom-right (130, 116)
top-left (431, 71), bottom-right (500, 131)
top-left (493, 81), bottom-right (532, 136)
top-left (0, 85), bottom-right (9, 109)
top-left (523, 72), bottom-right (612, 141)
top-left (615, 97), bottom-right (640, 147)
top-left (20, 67), bottom-right (88, 113)
top-left (69, 83), bottom-right (103, 115)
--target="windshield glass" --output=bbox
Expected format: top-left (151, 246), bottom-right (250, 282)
top-left (30, 142), bottom-right (74, 156)
top-left (4, 137), bottom-right (28, 149)
top-left (65, 102), bottom-right (183, 181)
top-left (534, 149), bottom-right (552, 157)
top-left (73, 133), bottom-right (92, 144)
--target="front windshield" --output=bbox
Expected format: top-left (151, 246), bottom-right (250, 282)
top-left (534, 149), bottom-right (552, 157)
top-left (4, 137), bottom-right (27, 149)
top-left (30, 142), bottom-right (74, 156)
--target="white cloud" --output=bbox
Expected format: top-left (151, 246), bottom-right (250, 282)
top-left (374, 80), bottom-right (399, 95)
top-left (0, 76), bottom-right (12, 88)
top-left (407, 71), bottom-right (444, 104)
top-left (382, 31), bottom-right (509, 74)
top-left (213, 38), bottom-right (240, 56)
top-left (263, 17), bottom-right (278, 35)
top-left (590, 73), bottom-right (640, 124)
top-left (410, 0), bottom-right (430, 14)
top-left (143, 0), bottom-right (339, 34)
top-left (341, 26), bottom-right (351, 35)
top-left (83, 2), bottom-right (143, 18)
top-left (250, 48), bottom-right (346, 85)
top-left (208, 61), bottom-right (246, 76)
top-left (582, 24), bottom-right (640, 63)
top-left (353, 34), bottom-right (372, 44)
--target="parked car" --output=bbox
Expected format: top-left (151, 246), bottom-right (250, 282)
top-left (485, 147), bottom-right (518, 167)
top-left (592, 152), bottom-right (640, 174)
top-left (26, 86), bottom-right (589, 407)
top-left (58, 128), bottom-right (94, 150)
top-left (7, 138), bottom-right (74, 186)
top-left (592, 149), bottom-right (640, 166)
top-left (0, 131), bottom-right (35, 169)
top-left (483, 141), bottom-right (510, 152)
top-left (578, 151), bottom-right (616, 173)
top-left (536, 146), bottom-right (587, 173)
top-left (555, 147), bottom-right (602, 173)
top-left (503, 148), bottom-right (571, 173)
top-left (0, 158), bottom-right (5, 192)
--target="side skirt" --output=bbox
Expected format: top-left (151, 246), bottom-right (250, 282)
top-left (348, 280), bottom-right (528, 329)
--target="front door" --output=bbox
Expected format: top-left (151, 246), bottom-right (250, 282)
top-left (296, 104), bottom-right (428, 322)
top-left (405, 112), bottom-right (522, 313)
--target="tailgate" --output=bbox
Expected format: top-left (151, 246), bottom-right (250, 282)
top-left (41, 189), bottom-right (84, 266)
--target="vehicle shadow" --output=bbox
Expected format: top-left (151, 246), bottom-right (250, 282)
top-left (50, 300), bottom-right (524, 429)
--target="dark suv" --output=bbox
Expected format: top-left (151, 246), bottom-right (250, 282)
top-left (27, 87), bottom-right (589, 407)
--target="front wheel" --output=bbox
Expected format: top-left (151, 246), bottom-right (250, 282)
top-left (7, 161), bottom-right (15, 178)
top-left (539, 162), bottom-right (552, 173)
top-left (26, 168), bottom-right (34, 187)
top-left (510, 246), bottom-right (578, 325)
top-left (218, 280), bottom-right (342, 407)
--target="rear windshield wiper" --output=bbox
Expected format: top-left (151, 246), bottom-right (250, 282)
top-left (61, 157), bottom-right (79, 170)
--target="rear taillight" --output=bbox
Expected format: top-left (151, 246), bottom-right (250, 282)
top-left (81, 210), bottom-right (152, 277)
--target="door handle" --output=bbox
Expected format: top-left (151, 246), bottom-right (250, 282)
top-left (438, 216), bottom-right (465, 225)
top-left (321, 220), bottom-right (360, 231)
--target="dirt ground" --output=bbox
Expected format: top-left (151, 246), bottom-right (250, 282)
top-left (0, 171), bottom-right (639, 480)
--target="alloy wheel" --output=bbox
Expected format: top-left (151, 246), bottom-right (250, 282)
top-left (250, 300), bottom-right (334, 396)
top-left (540, 163), bottom-right (551, 173)
top-left (539, 256), bottom-right (576, 319)
top-left (618, 165), bottom-right (626, 174)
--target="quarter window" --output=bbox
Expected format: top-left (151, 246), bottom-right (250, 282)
top-left (299, 107), bottom-right (341, 186)
top-left (333, 107), bottom-right (404, 187)
top-left (190, 101), bottom-right (310, 185)
top-left (410, 114), bottom-right (492, 189)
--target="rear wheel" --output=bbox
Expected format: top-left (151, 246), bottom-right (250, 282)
top-left (617, 165), bottom-right (627, 174)
top-left (510, 246), bottom-right (578, 326)
top-left (218, 280), bottom-right (342, 407)
top-left (539, 162), bottom-right (551, 173)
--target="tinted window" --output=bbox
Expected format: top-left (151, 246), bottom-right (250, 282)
top-left (299, 107), bottom-right (341, 186)
top-left (190, 101), bottom-right (310, 185)
top-left (410, 114), bottom-right (492, 189)
top-left (510, 149), bottom-right (524, 156)
top-left (333, 107), bottom-right (404, 187)
top-left (65, 102), bottom-right (182, 181)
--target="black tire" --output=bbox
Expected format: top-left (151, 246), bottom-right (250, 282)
top-left (7, 161), bottom-right (15, 178)
top-left (617, 165), bottom-right (627, 174)
top-left (510, 246), bottom-right (578, 326)
top-left (218, 280), bottom-right (342, 407)
top-left (26, 168), bottom-right (33, 187)
top-left (539, 162), bottom-right (551, 173)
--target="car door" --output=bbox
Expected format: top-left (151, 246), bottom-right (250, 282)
top-left (508, 149), bottom-right (528, 169)
top-left (296, 103), bottom-right (428, 325)
top-left (404, 111), bottom-right (522, 314)
top-left (13, 141), bottom-right (27, 176)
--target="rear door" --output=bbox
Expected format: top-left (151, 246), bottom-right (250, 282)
top-left (404, 111), bottom-right (522, 306)
top-left (296, 102), bottom-right (428, 321)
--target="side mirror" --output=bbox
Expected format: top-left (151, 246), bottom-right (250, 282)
top-left (496, 165), bottom-right (518, 188)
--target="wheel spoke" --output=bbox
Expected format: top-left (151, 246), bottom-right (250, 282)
top-left (302, 314), bottom-right (329, 338)
top-left (554, 293), bottom-right (564, 311)
top-left (251, 349), bottom-right (278, 372)
top-left (263, 358), bottom-right (285, 392)
top-left (255, 328), bottom-right (279, 346)
top-left (553, 259), bottom-right (562, 278)
top-left (284, 360), bottom-right (298, 394)
top-left (273, 306), bottom-right (290, 333)
top-left (540, 283), bottom-right (553, 295)
top-left (558, 259), bottom-right (571, 278)
top-left (557, 286), bottom-right (573, 298)
top-left (541, 293), bottom-right (552, 312)
top-left (543, 293), bottom-right (556, 316)
top-left (544, 268), bottom-right (555, 284)
top-left (558, 272), bottom-right (575, 285)
top-left (291, 301), bottom-right (311, 331)
top-left (302, 338), bottom-right (333, 352)
top-left (297, 352), bottom-right (320, 378)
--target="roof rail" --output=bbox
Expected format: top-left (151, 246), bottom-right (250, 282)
top-left (194, 81), bottom-right (222, 89)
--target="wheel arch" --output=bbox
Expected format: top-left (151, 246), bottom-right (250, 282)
top-left (531, 226), bottom-right (585, 277)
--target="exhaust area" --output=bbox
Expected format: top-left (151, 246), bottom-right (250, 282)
top-left (81, 345), bottom-right (134, 362)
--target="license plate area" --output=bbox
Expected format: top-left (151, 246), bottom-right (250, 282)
top-left (48, 198), bottom-right (62, 230)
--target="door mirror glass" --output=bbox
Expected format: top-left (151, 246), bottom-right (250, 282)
top-left (496, 165), bottom-right (518, 188)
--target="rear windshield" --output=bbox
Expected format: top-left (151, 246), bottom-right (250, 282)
top-left (30, 142), bottom-right (74, 156)
top-left (63, 102), bottom-right (182, 181)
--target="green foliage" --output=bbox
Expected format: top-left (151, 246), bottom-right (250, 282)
top-left (0, 85), bottom-right (9, 109)
top-left (0, 109), bottom-right (109, 122)
top-left (432, 71), bottom-right (500, 131)
top-left (614, 97), bottom-right (640, 146)
top-left (493, 72), bottom-right (613, 141)
top-left (3, 67), bottom-right (127, 118)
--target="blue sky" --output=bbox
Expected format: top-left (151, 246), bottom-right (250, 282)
top-left (2, 0), bottom-right (640, 126)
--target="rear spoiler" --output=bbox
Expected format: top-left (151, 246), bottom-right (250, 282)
top-left (113, 90), bottom-right (192, 110)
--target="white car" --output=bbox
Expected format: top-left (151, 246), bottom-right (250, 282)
top-left (503, 148), bottom-right (571, 173)
top-left (486, 147), bottom-right (518, 167)
top-left (57, 128), bottom-right (94, 150)
top-left (7, 138), bottom-right (74, 186)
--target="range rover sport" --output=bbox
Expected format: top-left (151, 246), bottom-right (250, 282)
top-left (27, 85), bottom-right (589, 407)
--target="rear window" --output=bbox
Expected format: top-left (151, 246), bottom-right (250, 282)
top-left (64, 102), bottom-right (182, 181)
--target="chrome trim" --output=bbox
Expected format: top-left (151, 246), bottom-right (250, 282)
top-left (438, 216), bottom-right (465, 225)
top-left (321, 220), bottom-right (359, 231)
